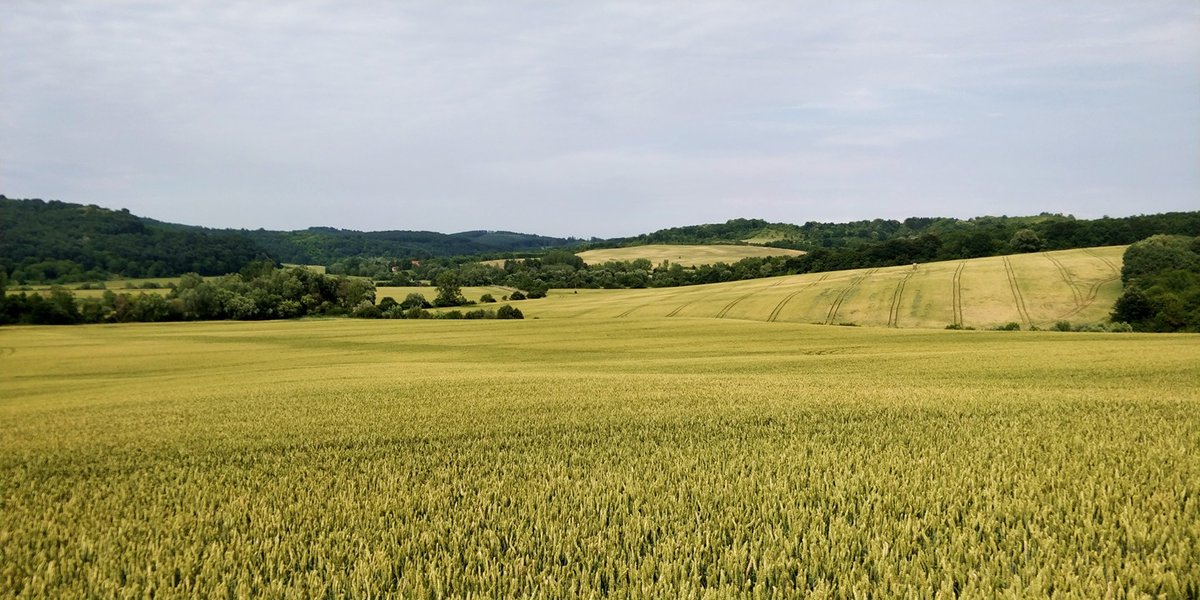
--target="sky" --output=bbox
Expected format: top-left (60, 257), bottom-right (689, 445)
top-left (2, 2), bottom-right (1198, 238)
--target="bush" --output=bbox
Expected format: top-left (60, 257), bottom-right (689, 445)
top-left (496, 305), bottom-right (524, 320)
top-left (479, 293), bottom-right (496, 303)
top-left (1052, 320), bottom-right (1073, 332)
top-left (350, 300), bottom-right (381, 319)
top-left (993, 322), bottom-right (1021, 331)
top-left (509, 291), bottom-right (526, 301)
top-left (400, 293), bottom-right (431, 310)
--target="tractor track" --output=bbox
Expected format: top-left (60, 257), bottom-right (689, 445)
top-left (1084, 248), bottom-right (1120, 275)
top-left (951, 261), bottom-right (966, 327)
top-left (825, 269), bottom-right (876, 325)
top-left (616, 302), bottom-right (653, 318)
top-left (887, 268), bottom-right (916, 328)
top-left (666, 301), bottom-right (693, 317)
top-left (1056, 250), bottom-right (1122, 320)
top-left (1044, 253), bottom-right (1083, 309)
top-left (716, 295), bottom-right (749, 319)
top-left (715, 279), bottom-right (786, 318)
top-left (767, 274), bottom-right (827, 323)
top-left (1003, 256), bottom-right (1032, 328)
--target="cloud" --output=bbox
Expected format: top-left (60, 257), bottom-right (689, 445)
top-left (1, 1), bottom-right (1197, 237)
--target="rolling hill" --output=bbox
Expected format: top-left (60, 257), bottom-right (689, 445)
top-left (510, 246), bottom-right (1125, 329)
top-left (575, 244), bottom-right (806, 267)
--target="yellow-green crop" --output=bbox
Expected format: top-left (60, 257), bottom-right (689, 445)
top-left (1, 318), bottom-right (1197, 597)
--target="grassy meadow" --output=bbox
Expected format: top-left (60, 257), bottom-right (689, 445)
top-left (514, 246), bottom-right (1125, 330)
top-left (576, 244), bottom-right (806, 267)
top-left (1, 318), bottom-right (1198, 597)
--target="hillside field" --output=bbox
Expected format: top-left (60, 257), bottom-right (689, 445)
top-left (514, 246), bottom-right (1125, 329)
top-left (1, 319), bottom-right (1197, 596)
top-left (576, 244), bottom-right (806, 267)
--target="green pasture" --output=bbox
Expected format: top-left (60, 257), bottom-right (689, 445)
top-left (516, 246), bottom-right (1125, 329)
top-left (1, 319), bottom-right (1196, 596)
top-left (576, 244), bottom-right (806, 267)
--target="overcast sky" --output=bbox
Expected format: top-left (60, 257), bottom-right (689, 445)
top-left (2, 1), bottom-right (1197, 238)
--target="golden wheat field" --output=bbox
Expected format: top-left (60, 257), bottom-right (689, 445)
top-left (1, 317), bottom-right (1198, 597)
top-left (514, 246), bottom-right (1125, 330)
top-left (576, 244), bottom-right (806, 267)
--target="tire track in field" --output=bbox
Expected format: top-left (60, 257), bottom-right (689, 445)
top-left (715, 279), bottom-right (783, 319)
top-left (616, 302), bottom-right (654, 318)
top-left (887, 268), bottom-right (916, 328)
top-left (825, 269), bottom-right (876, 325)
top-left (767, 273), bottom-right (828, 323)
top-left (951, 261), bottom-right (966, 327)
top-left (1057, 249), bottom-right (1123, 319)
top-left (1003, 256), bottom-right (1032, 328)
top-left (1084, 248), bottom-right (1120, 275)
top-left (666, 301), bottom-right (694, 317)
top-left (1044, 253), bottom-right (1083, 309)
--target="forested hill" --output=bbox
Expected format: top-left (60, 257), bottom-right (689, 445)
top-left (610, 213), bottom-right (1200, 255)
top-left (232, 227), bottom-right (574, 266)
top-left (1, 196), bottom-right (263, 282)
top-left (1, 196), bottom-right (575, 282)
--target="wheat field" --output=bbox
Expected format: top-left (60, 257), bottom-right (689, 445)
top-left (576, 244), bottom-right (806, 267)
top-left (2, 318), bottom-right (1197, 597)
top-left (515, 246), bottom-right (1125, 330)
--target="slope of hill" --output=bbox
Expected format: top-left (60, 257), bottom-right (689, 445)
top-left (602, 213), bottom-right (1200, 254)
top-left (512, 246), bottom-right (1125, 329)
top-left (0, 196), bottom-right (262, 282)
top-left (576, 244), bottom-right (805, 267)
top-left (234, 227), bottom-right (575, 265)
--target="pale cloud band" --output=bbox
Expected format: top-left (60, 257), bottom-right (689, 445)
top-left (2, 1), bottom-right (1197, 237)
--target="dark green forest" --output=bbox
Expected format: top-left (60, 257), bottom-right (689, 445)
top-left (1, 197), bottom-right (262, 282)
top-left (234, 227), bottom-right (575, 266)
top-left (2, 196), bottom-right (574, 283)
top-left (604, 213), bottom-right (1200, 253)
top-left (1111, 235), bottom-right (1200, 332)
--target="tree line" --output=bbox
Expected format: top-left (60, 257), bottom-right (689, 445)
top-left (342, 211), bottom-right (1200, 297)
top-left (1111, 235), bottom-right (1200, 332)
top-left (0, 261), bottom-right (523, 325)
top-left (1, 197), bottom-right (262, 282)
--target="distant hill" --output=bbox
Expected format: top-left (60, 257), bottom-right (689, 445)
top-left (513, 246), bottom-right (1127, 330)
top-left (236, 227), bottom-right (574, 266)
top-left (0, 196), bottom-right (262, 282)
top-left (576, 244), bottom-right (805, 267)
top-left (2, 196), bottom-right (575, 283)
top-left (606, 213), bottom-right (1200, 255)
top-left (5, 194), bottom-right (1199, 286)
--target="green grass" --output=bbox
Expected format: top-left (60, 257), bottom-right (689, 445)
top-left (576, 244), bottom-right (806, 267)
top-left (515, 246), bottom-right (1125, 329)
top-left (1, 319), bottom-right (1197, 596)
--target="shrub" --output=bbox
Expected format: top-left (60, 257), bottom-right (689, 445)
top-left (351, 300), bottom-right (381, 319)
top-left (400, 293), bottom-right (431, 310)
top-left (496, 305), bottom-right (524, 320)
top-left (509, 291), bottom-right (526, 301)
top-left (993, 322), bottom-right (1021, 331)
top-left (1052, 321), bottom-right (1073, 332)
top-left (479, 294), bottom-right (496, 303)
